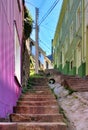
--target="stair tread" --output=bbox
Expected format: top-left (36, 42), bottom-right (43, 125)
top-left (10, 113), bottom-right (63, 122)
top-left (17, 122), bottom-right (66, 125)
top-left (11, 113), bottom-right (62, 116)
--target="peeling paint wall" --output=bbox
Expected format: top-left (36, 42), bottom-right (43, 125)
top-left (0, 0), bottom-right (23, 117)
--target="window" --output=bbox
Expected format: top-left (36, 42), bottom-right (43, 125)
top-left (62, 47), bottom-right (65, 67)
top-left (39, 51), bottom-right (41, 57)
top-left (70, 22), bottom-right (74, 44)
top-left (60, 52), bottom-right (62, 63)
top-left (76, 3), bottom-right (81, 31)
top-left (46, 61), bottom-right (48, 69)
top-left (65, 36), bottom-right (68, 53)
top-left (71, 61), bottom-right (73, 70)
top-left (39, 60), bottom-right (41, 67)
top-left (59, 28), bottom-right (62, 41)
top-left (14, 23), bottom-right (21, 84)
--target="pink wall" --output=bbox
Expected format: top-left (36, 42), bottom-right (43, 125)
top-left (0, 0), bottom-right (23, 117)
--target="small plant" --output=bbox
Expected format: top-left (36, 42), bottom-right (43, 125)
top-left (24, 6), bottom-right (33, 39)
top-left (64, 85), bottom-right (77, 95)
top-left (59, 106), bottom-right (69, 126)
top-left (74, 95), bottom-right (78, 99)
top-left (30, 73), bottom-right (43, 78)
top-left (27, 78), bottom-right (33, 89)
top-left (22, 87), bottom-right (28, 93)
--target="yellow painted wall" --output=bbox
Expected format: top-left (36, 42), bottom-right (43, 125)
top-left (86, 26), bottom-right (88, 74)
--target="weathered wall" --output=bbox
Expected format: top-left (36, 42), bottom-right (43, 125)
top-left (22, 39), bottom-right (30, 88)
top-left (0, 0), bottom-right (23, 117)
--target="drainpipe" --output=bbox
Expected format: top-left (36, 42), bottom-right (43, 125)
top-left (82, 0), bottom-right (84, 62)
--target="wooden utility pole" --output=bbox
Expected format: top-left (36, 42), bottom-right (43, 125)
top-left (35, 8), bottom-right (39, 74)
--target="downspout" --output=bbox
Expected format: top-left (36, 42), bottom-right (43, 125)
top-left (82, 0), bottom-right (84, 62)
top-left (81, 0), bottom-right (85, 76)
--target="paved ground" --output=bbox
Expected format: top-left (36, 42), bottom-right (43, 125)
top-left (48, 83), bottom-right (88, 130)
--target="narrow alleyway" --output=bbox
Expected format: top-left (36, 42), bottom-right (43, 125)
top-left (0, 77), bottom-right (67, 130)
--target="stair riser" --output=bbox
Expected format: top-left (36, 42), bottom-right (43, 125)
top-left (19, 98), bottom-right (55, 101)
top-left (26, 91), bottom-right (52, 95)
top-left (13, 107), bottom-right (59, 114)
top-left (0, 123), bottom-right (17, 130)
top-left (31, 86), bottom-right (49, 88)
top-left (10, 114), bottom-right (63, 122)
top-left (21, 95), bottom-right (55, 98)
top-left (26, 89), bottom-right (51, 91)
top-left (17, 101), bottom-right (58, 106)
top-left (17, 124), bottom-right (67, 130)
top-left (0, 124), bottom-right (67, 130)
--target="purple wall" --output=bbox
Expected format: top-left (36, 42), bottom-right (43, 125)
top-left (0, 0), bottom-right (23, 117)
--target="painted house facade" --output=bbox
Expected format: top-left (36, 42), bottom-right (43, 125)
top-left (0, 0), bottom-right (24, 117)
top-left (30, 39), bottom-right (46, 71)
top-left (44, 55), bottom-right (53, 69)
top-left (53, 0), bottom-right (87, 77)
top-left (30, 38), bottom-right (53, 72)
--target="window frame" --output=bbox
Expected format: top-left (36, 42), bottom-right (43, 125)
top-left (76, 2), bottom-right (81, 31)
top-left (14, 22), bottom-right (21, 84)
top-left (70, 21), bottom-right (74, 44)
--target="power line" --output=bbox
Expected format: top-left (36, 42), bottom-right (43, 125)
top-left (39, 39), bottom-right (51, 51)
top-left (39, 0), bottom-right (60, 26)
top-left (39, 43), bottom-right (50, 52)
top-left (39, 28), bottom-right (52, 43)
top-left (39, 44), bottom-right (51, 55)
top-left (41, 24), bottom-right (55, 32)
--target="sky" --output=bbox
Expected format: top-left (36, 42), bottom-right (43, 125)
top-left (25, 0), bottom-right (63, 56)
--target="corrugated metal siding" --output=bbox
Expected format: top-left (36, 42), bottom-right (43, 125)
top-left (0, 0), bottom-right (23, 117)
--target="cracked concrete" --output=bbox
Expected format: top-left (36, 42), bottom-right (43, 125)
top-left (48, 83), bottom-right (88, 130)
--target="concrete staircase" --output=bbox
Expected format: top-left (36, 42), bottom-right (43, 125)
top-left (61, 75), bottom-right (88, 92)
top-left (0, 77), bottom-right (67, 130)
top-left (46, 69), bottom-right (88, 92)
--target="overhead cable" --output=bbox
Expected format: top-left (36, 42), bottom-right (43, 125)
top-left (39, 0), bottom-right (60, 26)
top-left (39, 39), bottom-right (51, 51)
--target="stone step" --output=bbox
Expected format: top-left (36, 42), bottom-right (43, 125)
top-left (0, 123), bottom-right (17, 130)
top-left (29, 78), bottom-right (48, 86)
top-left (19, 97), bottom-right (56, 101)
top-left (29, 82), bottom-right (48, 86)
top-left (10, 113), bottom-right (63, 122)
top-left (25, 90), bottom-right (52, 95)
top-left (26, 88), bottom-right (52, 91)
top-left (17, 122), bottom-right (67, 130)
top-left (17, 100), bottom-right (58, 106)
top-left (30, 81), bottom-right (48, 85)
top-left (0, 122), bottom-right (67, 130)
top-left (29, 86), bottom-right (49, 89)
top-left (24, 88), bottom-right (51, 92)
top-left (62, 76), bottom-right (88, 91)
top-left (21, 94), bottom-right (55, 98)
top-left (13, 106), bottom-right (59, 114)
top-left (0, 118), bottom-right (10, 122)
top-left (26, 89), bottom-right (51, 93)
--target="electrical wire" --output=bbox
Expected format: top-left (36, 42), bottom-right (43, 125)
top-left (39, 39), bottom-right (51, 51)
top-left (40, 24), bottom-right (55, 32)
top-left (39, 0), bottom-right (60, 26)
